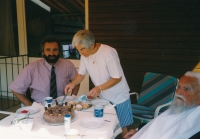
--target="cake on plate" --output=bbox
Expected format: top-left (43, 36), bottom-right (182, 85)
top-left (43, 103), bottom-right (75, 123)
top-left (43, 100), bottom-right (92, 123)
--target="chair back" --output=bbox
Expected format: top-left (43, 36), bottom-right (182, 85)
top-left (137, 72), bottom-right (177, 109)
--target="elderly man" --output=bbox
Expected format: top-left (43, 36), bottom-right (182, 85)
top-left (124, 71), bottom-right (200, 139)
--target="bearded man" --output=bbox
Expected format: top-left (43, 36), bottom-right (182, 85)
top-left (10, 36), bottom-right (80, 106)
top-left (124, 71), bottom-right (200, 139)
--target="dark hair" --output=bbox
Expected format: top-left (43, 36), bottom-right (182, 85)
top-left (40, 36), bottom-right (62, 52)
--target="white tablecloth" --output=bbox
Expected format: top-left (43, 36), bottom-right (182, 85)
top-left (0, 102), bottom-right (122, 139)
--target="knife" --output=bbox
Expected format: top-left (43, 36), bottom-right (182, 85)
top-left (60, 94), bottom-right (67, 105)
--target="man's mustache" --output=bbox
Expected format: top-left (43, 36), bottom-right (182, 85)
top-left (48, 55), bottom-right (56, 58)
top-left (175, 94), bottom-right (186, 101)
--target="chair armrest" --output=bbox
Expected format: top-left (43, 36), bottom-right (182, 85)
top-left (130, 92), bottom-right (139, 100)
top-left (154, 102), bottom-right (171, 118)
top-left (0, 111), bottom-right (14, 115)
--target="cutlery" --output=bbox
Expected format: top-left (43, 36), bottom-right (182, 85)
top-left (60, 94), bottom-right (67, 105)
top-left (104, 120), bottom-right (111, 122)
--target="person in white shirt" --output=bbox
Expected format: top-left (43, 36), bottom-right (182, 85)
top-left (124, 71), bottom-right (200, 139)
top-left (64, 30), bottom-right (133, 137)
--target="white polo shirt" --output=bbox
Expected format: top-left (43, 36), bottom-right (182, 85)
top-left (78, 44), bottom-right (130, 104)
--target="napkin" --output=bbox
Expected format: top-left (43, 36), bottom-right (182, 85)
top-left (32, 102), bottom-right (43, 109)
top-left (31, 102), bottom-right (44, 115)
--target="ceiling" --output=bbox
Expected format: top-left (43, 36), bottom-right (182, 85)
top-left (40, 0), bottom-right (85, 15)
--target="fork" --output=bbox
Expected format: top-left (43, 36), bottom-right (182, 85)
top-left (104, 120), bottom-right (111, 122)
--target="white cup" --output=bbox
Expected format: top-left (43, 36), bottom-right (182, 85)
top-left (12, 113), bottom-right (27, 124)
top-left (41, 97), bottom-right (53, 107)
top-left (65, 129), bottom-right (81, 139)
top-left (20, 118), bottom-right (33, 132)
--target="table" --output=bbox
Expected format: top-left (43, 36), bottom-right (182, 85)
top-left (0, 102), bottom-right (122, 139)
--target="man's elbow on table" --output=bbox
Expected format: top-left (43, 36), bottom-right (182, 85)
top-left (12, 90), bottom-right (32, 106)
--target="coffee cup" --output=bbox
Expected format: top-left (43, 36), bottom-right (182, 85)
top-left (20, 118), bottom-right (33, 132)
top-left (41, 97), bottom-right (53, 107)
top-left (65, 129), bottom-right (81, 139)
top-left (94, 105), bottom-right (104, 118)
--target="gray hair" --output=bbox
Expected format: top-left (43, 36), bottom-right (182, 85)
top-left (72, 30), bottom-right (95, 49)
top-left (184, 71), bottom-right (200, 97)
top-left (185, 71), bottom-right (200, 86)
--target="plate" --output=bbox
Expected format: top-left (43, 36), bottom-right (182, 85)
top-left (91, 99), bottom-right (110, 106)
top-left (80, 118), bottom-right (105, 129)
top-left (56, 96), bottom-right (77, 103)
top-left (16, 106), bottom-right (40, 115)
top-left (38, 111), bottom-right (78, 126)
top-left (76, 104), bottom-right (93, 111)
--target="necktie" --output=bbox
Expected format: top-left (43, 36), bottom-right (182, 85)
top-left (50, 66), bottom-right (57, 99)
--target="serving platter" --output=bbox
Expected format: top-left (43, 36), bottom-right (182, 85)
top-left (38, 111), bottom-right (78, 126)
top-left (76, 104), bottom-right (93, 111)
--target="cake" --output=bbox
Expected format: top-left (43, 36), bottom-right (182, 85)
top-left (43, 103), bottom-right (75, 123)
top-left (43, 101), bottom-right (92, 123)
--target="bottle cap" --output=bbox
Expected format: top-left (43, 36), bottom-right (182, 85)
top-left (65, 114), bottom-right (70, 117)
top-left (48, 104), bottom-right (51, 107)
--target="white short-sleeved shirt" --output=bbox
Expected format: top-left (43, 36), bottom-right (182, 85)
top-left (78, 44), bottom-right (130, 104)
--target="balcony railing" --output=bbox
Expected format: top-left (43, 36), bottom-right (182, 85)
top-left (0, 55), bottom-right (28, 111)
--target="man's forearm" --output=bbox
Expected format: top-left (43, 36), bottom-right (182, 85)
top-left (12, 91), bottom-right (32, 106)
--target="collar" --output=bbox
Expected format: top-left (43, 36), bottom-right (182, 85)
top-left (44, 58), bottom-right (60, 71)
